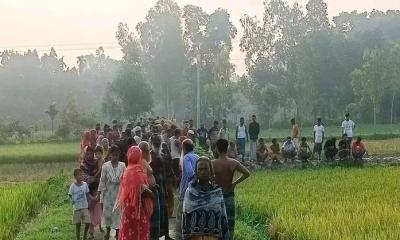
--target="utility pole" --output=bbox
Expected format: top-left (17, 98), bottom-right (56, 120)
top-left (196, 53), bottom-right (201, 128)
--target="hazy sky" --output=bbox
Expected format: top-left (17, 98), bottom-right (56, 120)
top-left (1, 0), bottom-right (399, 74)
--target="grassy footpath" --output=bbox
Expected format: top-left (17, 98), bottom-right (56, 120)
top-left (0, 142), bottom-right (79, 164)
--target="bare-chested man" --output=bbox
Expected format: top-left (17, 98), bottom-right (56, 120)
top-left (212, 139), bottom-right (250, 240)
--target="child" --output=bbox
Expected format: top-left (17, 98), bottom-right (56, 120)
top-left (256, 138), bottom-right (269, 162)
top-left (270, 138), bottom-right (281, 163)
top-left (88, 182), bottom-right (103, 239)
top-left (94, 146), bottom-right (104, 179)
top-left (227, 141), bottom-right (237, 159)
top-left (298, 137), bottom-right (312, 162)
top-left (69, 169), bottom-right (91, 240)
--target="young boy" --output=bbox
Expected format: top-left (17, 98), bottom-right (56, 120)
top-left (298, 137), bottom-right (312, 162)
top-left (256, 138), bottom-right (269, 162)
top-left (69, 169), bottom-right (91, 240)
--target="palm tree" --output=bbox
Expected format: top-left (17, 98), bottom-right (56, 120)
top-left (45, 103), bottom-right (59, 134)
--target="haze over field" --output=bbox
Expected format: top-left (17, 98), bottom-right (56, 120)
top-left (1, 0), bottom-right (399, 74)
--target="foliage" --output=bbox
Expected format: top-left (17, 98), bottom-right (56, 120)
top-left (236, 167), bottom-right (400, 240)
top-left (103, 63), bottom-right (153, 120)
top-left (136, 0), bottom-right (186, 117)
top-left (0, 48), bottom-right (119, 124)
top-left (240, 1), bottom-right (400, 125)
top-left (0, 175), bottom-right (68, 240)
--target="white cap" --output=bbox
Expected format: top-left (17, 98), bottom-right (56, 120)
top-left (188, 130), bottom-right (195, 135)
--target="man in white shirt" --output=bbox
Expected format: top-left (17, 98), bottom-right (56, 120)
top-left (313, 118), bottom-right (325, 161)
top-left (341, 113), bottom-right (355, 148)
top-left (218, 119), bottom-right (230, 141)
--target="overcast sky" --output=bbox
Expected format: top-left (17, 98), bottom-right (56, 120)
top-left (1, 0), bottom-right (399, 74)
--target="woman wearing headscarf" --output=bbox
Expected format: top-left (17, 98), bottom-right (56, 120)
top-left (80, 130), bottom-right (92, 163)
top-left (101, 138), bottom-right (110, 157)
top-left (116, 146), bottom-right (153, 240)
top-left (183, 157), bottom-right (230, 240)
top-left (80, 146), bottom-right (101, 184)
top-left (98, 145), bottom-right (125, 240)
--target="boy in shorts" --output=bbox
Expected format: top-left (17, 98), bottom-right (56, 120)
top-left (69, 169), bottom-right (91, 240)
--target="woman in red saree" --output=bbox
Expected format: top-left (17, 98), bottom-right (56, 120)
top-left (116, 146), bottom-right (153, 240)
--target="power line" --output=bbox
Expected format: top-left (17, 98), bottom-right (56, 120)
top-left (0, 42), bottom-right (119, 49)
top-left (0, 45), bottom-right (121, 53)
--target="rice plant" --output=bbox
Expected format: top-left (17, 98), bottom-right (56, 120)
top-left (236, 167), bottom-right (400, 240)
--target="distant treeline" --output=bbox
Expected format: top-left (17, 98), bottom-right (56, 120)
top-left (1, 0), bottom-right (400, 130)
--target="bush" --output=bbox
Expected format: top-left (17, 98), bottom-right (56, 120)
top-left (55, 125), bottom-right (70, 138)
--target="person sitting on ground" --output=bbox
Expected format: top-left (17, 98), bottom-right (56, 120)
top-left (324, 137), bottom-right (338, 162)
top-left (281, 137), bottom-right (297, 162)
top-left (338, 134), bottom-right (350, 160)
top-left (227, 141), bottom-right (237, 159)
top-left (256, 138), bottom-right (269, 162)
top-left (183, 157), bottom-right (230, 240)
top-left (270, 138), bottom-right (281, 163)
top-left (298, 137), bottom-right (312, 162)
top-left (352, 136), bottom-right (366, 161)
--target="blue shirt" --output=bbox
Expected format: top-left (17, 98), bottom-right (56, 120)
top-left (179, 152), bottom-right (199, 200)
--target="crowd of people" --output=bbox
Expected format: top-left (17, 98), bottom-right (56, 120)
top-left (69, 117), bottom-right (250, 240)
top-left (68, 113), bottom-right (367, 240)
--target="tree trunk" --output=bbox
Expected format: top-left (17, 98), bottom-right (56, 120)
top-left (373, 104), bottom-right (377, 135)
top-left (51, 119), bottom-right (54, 134)
top-left (391, 91), bottom-right (396, 129)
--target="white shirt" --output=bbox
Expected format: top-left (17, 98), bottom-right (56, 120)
top-left (341, 120), bottom-right (355, 137)
top-left (237, 125), bottom-right (246, 139)
top-left (170, 136), bottom-right (181, 159)
top-left (68, 182), bottom-right (89, 211)
top-left (218, 127), bottom-right (229, 140)
top-left (313, 125), bottom-right (325, 143)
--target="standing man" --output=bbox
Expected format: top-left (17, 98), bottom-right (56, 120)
top-left (175, 139), bottom-right (199, 240)
top-left (169, 128), bottom-right (182, 183)
top-left (208, 120), bottom-right (220, 152)
top-left (188, 119), bottom-right (197, 144)
top-left (236, 117), bottom-right (249, 161)
top-left (291, 118), bottom-right (300, 151)
top-left (249, 115), bottom-right (260, 162)
top-left (313, 118), bottom-right (325, 161)
top-left (213, 139), bottom-right (251, 240)
top-left (219, 119), bottom-right (230, 140)
top-left (197, 124), bottom-right (208, 150)
top-left (341, 113), bottom-right (355, 149)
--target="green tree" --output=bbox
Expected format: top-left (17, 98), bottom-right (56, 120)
top-left (351, 48), bottom-right (388, 133)
top-left (45, 102), bottom-right (58, 134)
top-left (104, 63), bottom-right (153, 120)
top-left (137, 0), bottom-right (186, 117)
top-left (305, 0), bottom-right (330, 32)
top-left (389, 43), bottom-right (400, 126)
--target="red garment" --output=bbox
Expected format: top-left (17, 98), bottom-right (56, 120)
top-left (352, 141), bottom-right (365, 152)
top-left (80, 146), bottom-right (100, 182)
top-left (88, 193), bottom-right (102, 226)
top-left (80, 131), bottom-right (91, 163)
top-left (117, 146), bottom-right (153, 240)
